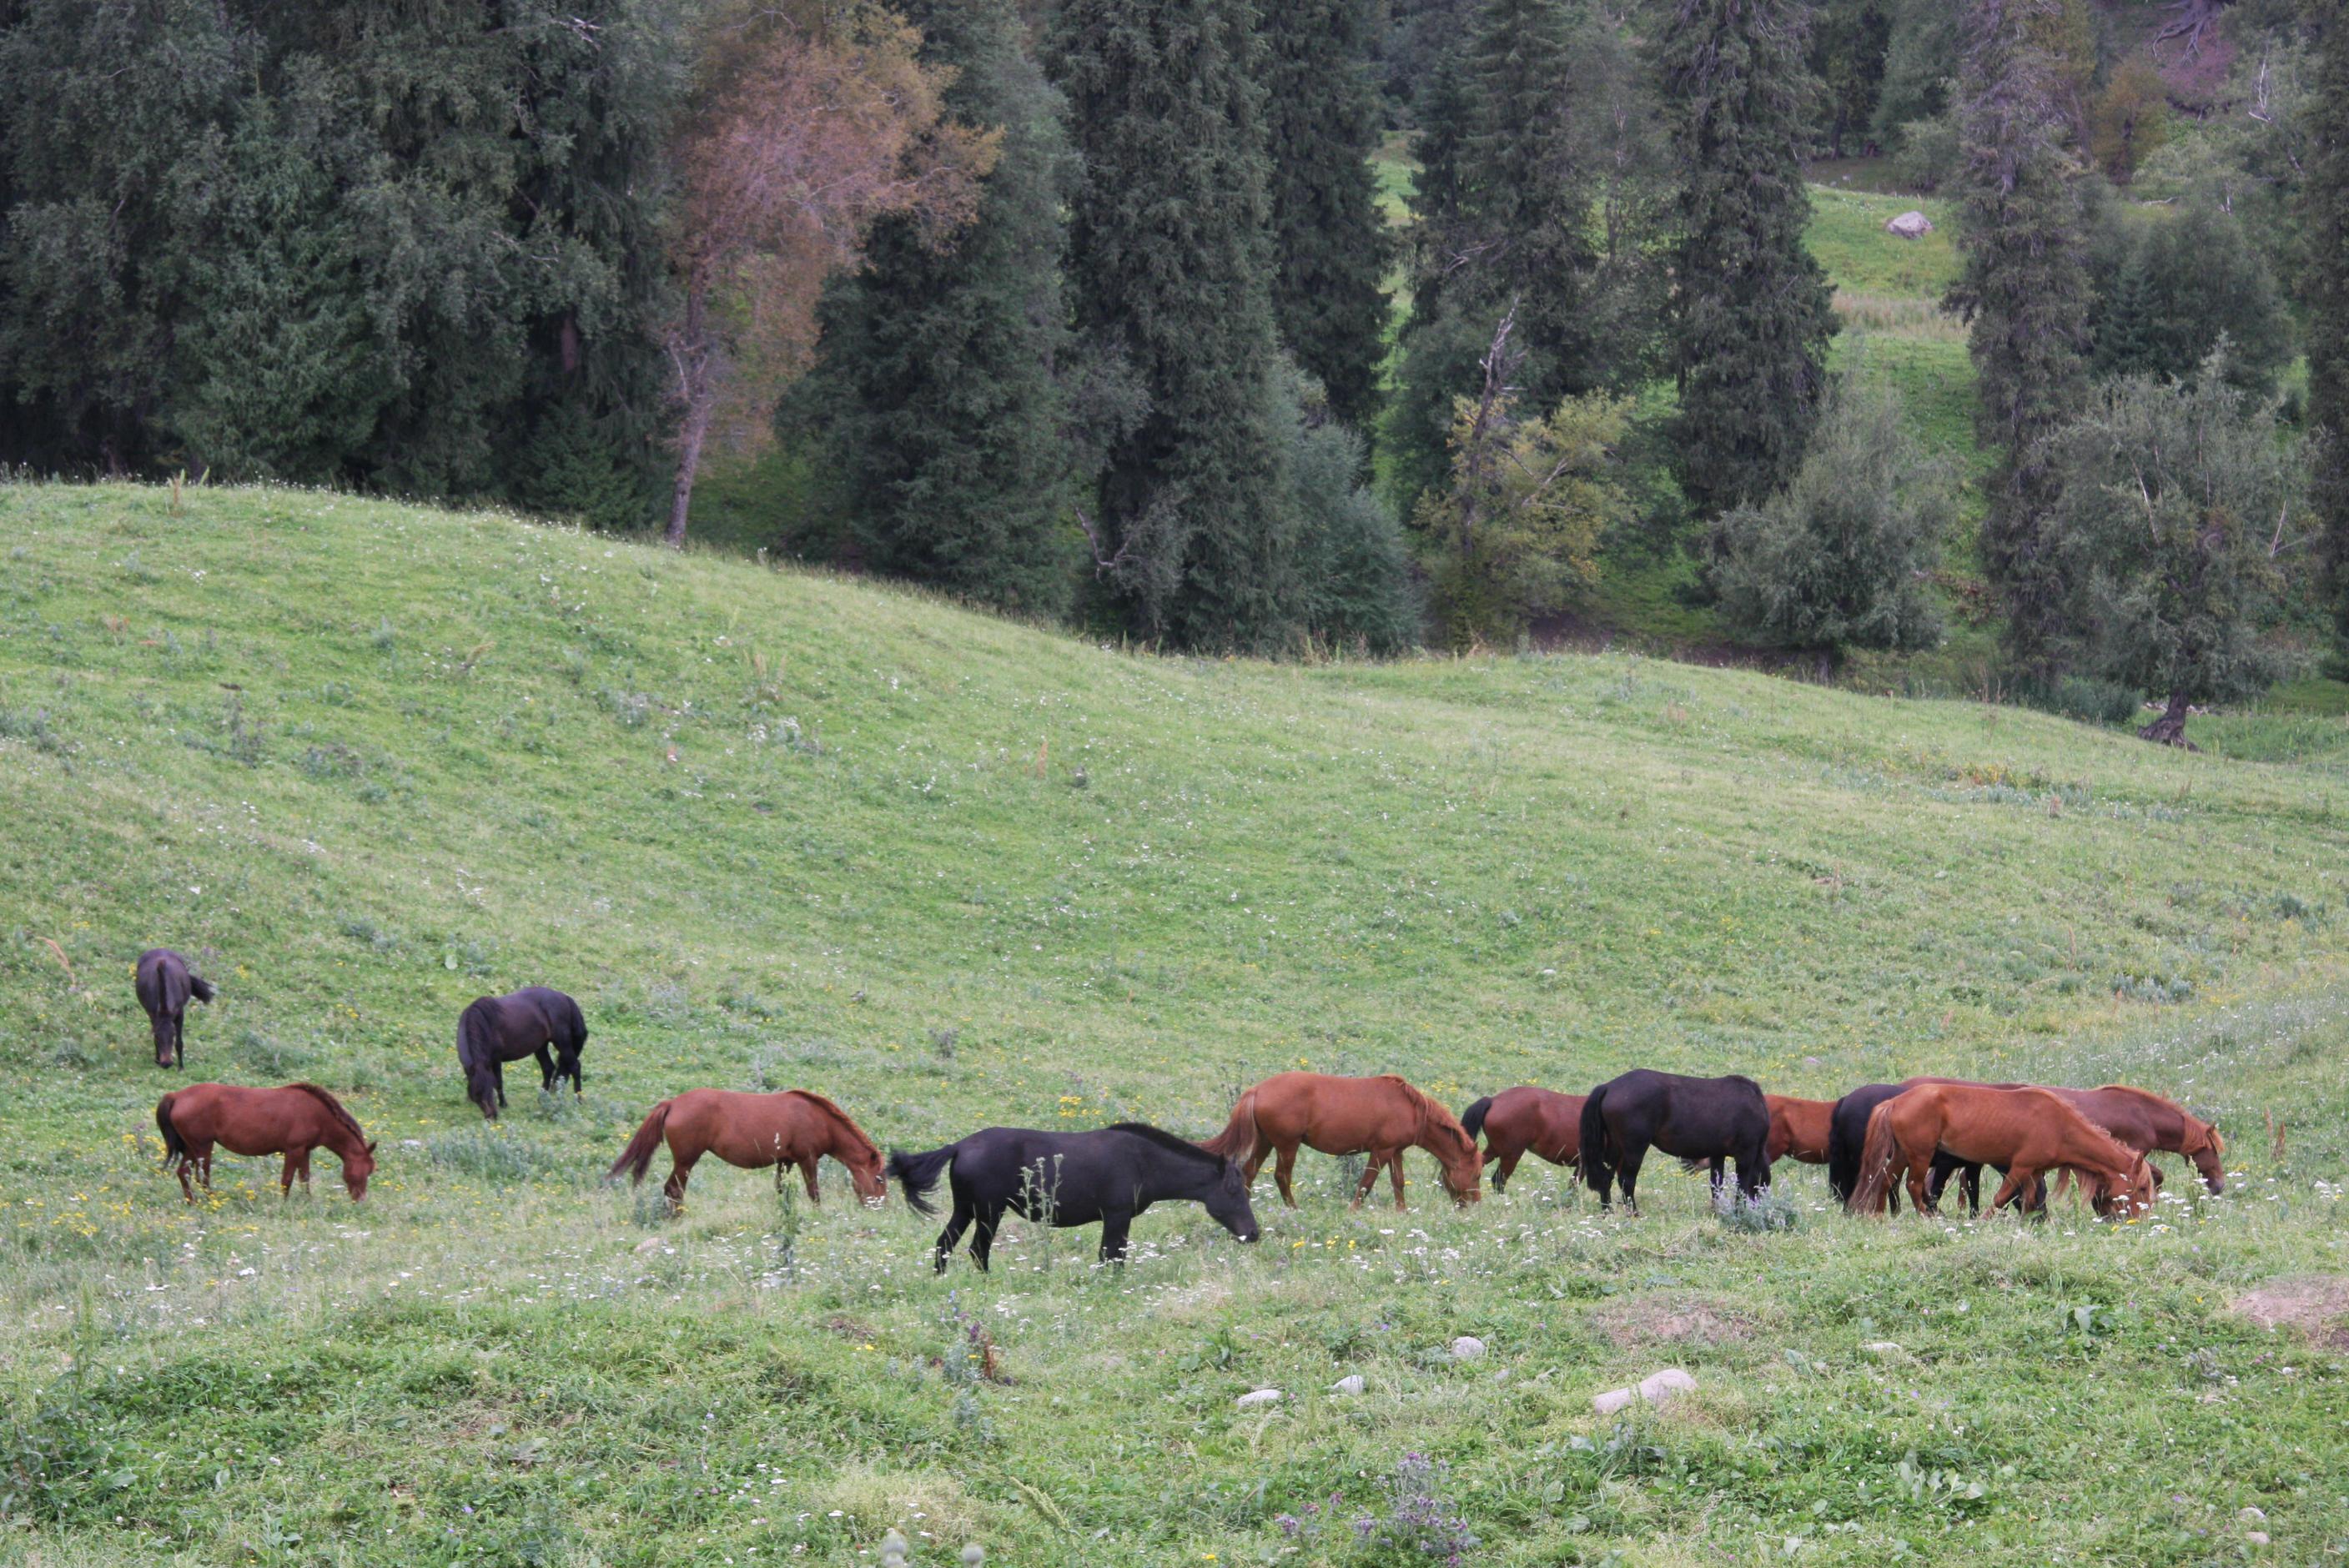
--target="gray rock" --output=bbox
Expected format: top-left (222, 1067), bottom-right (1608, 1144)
top-left (1885, 210), bottom-right (1934, 239)
top-left (1592, 1386), bottom-right (1637, 1416)
top-left (1236, 1388), bottom-right (1282, 1409)
top-left (1330, 1375), bottom-right (1366, 1395)
top-left (1450, 1335), bottom-right (1487, 1361)
top-left (1637, 1367), bottom-right (1697, 1405)
top-left (2241, 1507), bottom-right (2267, 1523)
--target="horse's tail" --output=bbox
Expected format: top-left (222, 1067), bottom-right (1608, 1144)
top-left (886, 1143), bottom-right (958, 1216)
top-left (1199, 1089), bottom-right (1260, 1162)
top-left (1850, 1102), bottom-right (1900, 1215)
top-left (1577, 1087), bottom-right (1612, 1189)
top-left (187, 972), bottom-right (216, 1003)
top-left (155, 1094), bottom-right (189, 1171)
top-left (1458, 1096), bottom-right (1492, 1145)
top-left (606, 1100), bottom-right (672, 1186)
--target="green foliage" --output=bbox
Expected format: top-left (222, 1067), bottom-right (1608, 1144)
top-left (2087, 197), bottom-right (2292, 396)
top-left (1261, 0), bottom-right (1391, 432)
top-left (2307, 0), bottom-right (2349, 635)
top-left (2046, 359), bottom-right (2301, 726)
top-left (1946, 0), bottom-right (2093, 678)
top-left (808, 0), bottom-right (1080, 618)
top-left (1282, 374), bottom-right (1420, 653)
top-left (1662, 0), bottom-right (1838, 528)
top-left (1873, 0), bottom-right (1960, 145)
top-left (1892, 110), bottom-right (1964, 192)
top-left (1048, 0), bottom-right (1297, 650)
top-left (0, 0), bottom-right (678, 498)
top-left (1810, 0), bottom-right (1893, 158)
top-left (1714, 370), bottom-right (1949, 651)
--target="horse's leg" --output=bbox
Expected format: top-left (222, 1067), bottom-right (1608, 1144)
top-left (1963, 1164), bottom-right (1984, 1217)
top-left (279, 1151), bottom-right (298, 1198)
top-left (1903, 1153), bottom-right (1933, 1216)
top-left (797, 1155), bottom-right (822, 1205)
top-left (1617, 1143), bottom-right (1647, 1216)
top-left (1389, 1151), bottom-right (1410, 1211)
top-left (493, 1060), bottom-right (507, 1110)
top-left (1098, 1210), bottom-right (1133, 1266)
top-left (663, 1148), bottom-right (699, 1209)
top-left (1274, 1144), bottom-right (1300, 1208)
top-left (1349, 1153), bottom-right (1381, 1209)
top-left (1493, 1149), bottom-right (1520, 1194)
top-left (1986, 1166), bottom-right (2035, 1215)
top-left (933, 1200), bottom-right (974, 1274)
top-left (178, 1154), bottom-right (196, 1204)
top-left (174, 1011), bottom-right (186, 1068)
top-left (535, 1043), bottom-right (556, 1094)
top-left (968, 1203), bottom-right (1005, 1273)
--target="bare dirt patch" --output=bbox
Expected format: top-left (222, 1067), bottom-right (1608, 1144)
top-left (1587, 1294), bottom-right (1758, 1349)
top-left (2231, 1276), bottom-right (2349, 1350)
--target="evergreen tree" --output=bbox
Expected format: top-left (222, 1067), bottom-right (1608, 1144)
top-left (2088, 199), bottom-right (2291, 394)
top-left (1810, 0), bottom-right (1891, 158)
top-left (1945, 0), bottom-right (2092, 679)
top-left (2307, 0), bottom-right (2349, 635)
top-left (1048, 0), bottom-right (1298, 649)
top-left (1261, 0), bottom-right (1390, 432)
top-left (1662, 0), bottom-right (1838, 530)
top-left (808, 0), bottom-right (1079, 616)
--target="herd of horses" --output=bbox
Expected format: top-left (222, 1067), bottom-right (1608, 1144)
top-left (135, 953), bottom-right (2226, 1269)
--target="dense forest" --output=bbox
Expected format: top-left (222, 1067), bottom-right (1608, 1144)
top-left (2, 0), bottom-right (2345, 737)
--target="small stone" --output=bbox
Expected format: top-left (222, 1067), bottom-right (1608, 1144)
top-left (634, 1236), bottom-right (663, 1254)
top-left (1885, 210), bottom-right (1934, 239)
top-left (880, 1530), bottom-right (911, 1567)
top-left (1450, 1335), bottom-right (1487, 1361)
top-left (1637, 1367), bottom-right (1697, 1405)
top-left (400, 1138), bottom-right (424, 1149)
top-left (1235, 1388), bottom-right (1282, 1409)
top-left (1860, 1341), bottom-right (1909, 1361)
top-left (961, 1549), bottom-right (986, 1567)
top-left (1592, 1386), bottom-right (1637, 1416)
top-left (2240, 1507), bottom-right (2267, 1523)
top-left (2246, 1532), bottom-right (2270, 1547)
top-left (1330, 1375), bottom-right (1366, 1395)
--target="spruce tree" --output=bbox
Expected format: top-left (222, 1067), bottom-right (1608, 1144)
top-left (1261, 0), bottom-right (1390, 433)
top-left (808, 0), bottom-right (1079, 616)
top-left (2307, 0), bottom-right (2349, 636)
top-left (1048, 0), bottom-right (1299, 650)
top-left (1662, 0), bottom-right (1838, 530)
top-left (1944, 0), bottom-right (2092, 680)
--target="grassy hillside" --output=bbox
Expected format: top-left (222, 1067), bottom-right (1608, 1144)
top-left (3, 485), bottom-right (2349, 1566)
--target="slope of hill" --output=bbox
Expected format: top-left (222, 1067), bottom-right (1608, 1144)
top-left (3, 485), bottom-right (2347, 1565)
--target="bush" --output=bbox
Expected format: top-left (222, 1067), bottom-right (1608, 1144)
top-left (424, 1125), bottom-right (573, 1184)
top-left (1713, 371), bottom-right (1948, 652)
top-left (1891, 112), bottom-right (1960, 193)
top-left (2048, 676), bottom-right (2141, 726)
top-left (1285, 374), bottom-right (1420, 655)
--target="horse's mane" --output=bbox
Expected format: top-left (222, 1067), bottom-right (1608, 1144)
top-left (785, 1090), bottom-right (879, 1160)
top-left (284, 1083), bottom-right (367, 1143)
top-left (1106, 1122), bottom-right (1229, 1169)
top-left (1400, 1081), bottom-right (1477, 1158)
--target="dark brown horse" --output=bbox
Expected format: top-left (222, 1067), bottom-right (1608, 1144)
top-left (1458, 1087), bottom-right (1584, 1193)
top-left (136, 948), bottom-right (215, 1068)
top-left (457, 987), bottom-right (587, 1119)
top-left (1852, 1083), bottom-right (2153, 1218)
top-left (607, 1088), bottom-right (888, 1209)
top-left (1202, 1073), bottom-right (1483, 1209)
top-left (155, 1083), bottom-right (375, 1202)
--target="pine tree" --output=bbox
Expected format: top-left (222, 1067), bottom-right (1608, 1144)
top-left (1048, 0), bottom-right (1299, 650)
top-left (1944, 0), bottom-right (2092, 679)
top-left (1261, 0), bottom-right (1390, 433)
top-left (1662, 0), bottom-right (1838, 530)
top-left (2307, 0), bottom-right (2349, 636)
top-left (808, 0), bottom-right (1079, 616)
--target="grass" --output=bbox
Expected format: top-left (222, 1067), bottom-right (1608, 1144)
top-left (3, 484), bottom-right (2349, 1564)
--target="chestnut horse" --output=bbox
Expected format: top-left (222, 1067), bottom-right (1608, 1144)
top-left (1852, 1083), bottom-right (2153, 1218)
top-left (1458, 1087), bottom-right (1584, 1193)
top-left (607, 1088), bottom-right (887, 1209)
top-left (1766, 1095), bottom-right (1834, 1163)
top-left (136, 948), bottom-right (215, 1068)
top-left (155, 1083), bottom-right (375, 1203)
top-left (1202, 1073), bottom-right (1482, 1209)
top-left (1933, 1083), bottom-right (2226, 1209)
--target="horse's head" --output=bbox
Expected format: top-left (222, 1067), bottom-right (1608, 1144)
top-left (2089, 1155), bottom-right (2155, 1219)
top-left (1436, 1123), bottom-right (1484, 1205)
top-left (2186, 1123), bottom-right (2226, 1195)
top-left (847, 1148), bottom-right (890, 1206)
top-left (344, 1141), bottom-right (378, 1202)
top-left (1206, 1158), bottom-right (1261, 1244)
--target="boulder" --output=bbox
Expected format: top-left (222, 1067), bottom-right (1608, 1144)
top-left (1885, 210), bottom-right (1934, 239)
top-left (1450, 1335), bottom-right (1487, 1361)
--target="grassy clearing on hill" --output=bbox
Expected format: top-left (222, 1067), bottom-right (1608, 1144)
top-left (3, 485), bottom-right (2349, 1566)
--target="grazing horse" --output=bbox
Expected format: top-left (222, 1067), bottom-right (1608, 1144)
top-left (888, 1123), bottom-right (1261, 1272)
top-left (1851, 1083), bottom-right (2154, 1218)
top-left (1201, 1073), bottom-right (1483, 1209)
top-left (1929, 1083), bottom-right (2226, 1209)
top-left (1580, 1069), bottom-right (1771, 1212)
top-left (457, 987), bottom-right (587, 1119)
top-left (1828, 1078), bottom-right (2010, 1212)
top-left (1458, 1087), bottom-right (1584, 1194)
top-left (136, 948), bottom-right (215, 1068)
top-left (1765, 1095), bottom-right (1835, 1163)
top-left (155, 1083), bottom-right (375, 1203)
top-left (606, 1088), bottom-right (888, 1209)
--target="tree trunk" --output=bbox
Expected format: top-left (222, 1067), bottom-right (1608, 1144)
top-left (666, 394), bottom-right (712, 550)
top-left (2137, 688), bottom-right (2199, 749)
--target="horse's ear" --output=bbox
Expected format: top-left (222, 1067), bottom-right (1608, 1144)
top-left (366, 1141), bottom-right (378, 1153)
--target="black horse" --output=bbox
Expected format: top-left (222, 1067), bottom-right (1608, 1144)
top-left (1827, 1079), bottom-right (2039, 1214)
top-left (136, 948), bottom-right (216, 1068)
top-left (456, 987), bottom-right (587, 1119)
top-left (1580, 1069), bottom-right (1771, 1212)
top-left (887, 1123), bottom-right (1262, 1272)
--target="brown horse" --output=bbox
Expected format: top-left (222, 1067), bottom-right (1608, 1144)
top-left (1766, 1095), bottom-right (1834, 1163)
top-left (1201, 1072), bottom-right (1482, 1209)
top-left (1923, 1083), bottom-right (2226, 1211)
top-left (606, 1088), bottom-right (888, 1209)
top-left (155, 1083), bottom-right (376, 1203)
top-left (1458, 1087), bottom-right (1584, 1193)
top-left (1852, 1083), bottom-right (2153, 1219)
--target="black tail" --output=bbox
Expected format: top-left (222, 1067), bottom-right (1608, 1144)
top-left (886, 1144), bottom-right (958, 1216)
top-left (187, 973), bottom-right (217, 1003)
top-left (1458, 1097), bottom-right (1493, 1145)
top-left (155, 1094), bottom-right (189, 1170)
top-left (1578, 1087), bottom-right (1613, 1191)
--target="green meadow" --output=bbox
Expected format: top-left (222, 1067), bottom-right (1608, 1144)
top-left (2, 485), bottom-right (2347, 1565)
